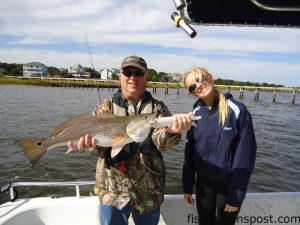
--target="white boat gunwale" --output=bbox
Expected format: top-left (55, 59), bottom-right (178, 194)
top-left (1, 181), bottom-right (300, 225)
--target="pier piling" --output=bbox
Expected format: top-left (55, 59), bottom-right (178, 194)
top-left (164, 83), bottom-right (169, 94)
top-left (254, 88), bottom-right (260, 101)
top-left (292, 89), bottom-right (296, 104)
top-left (152, 83), bottom-right (157, 93)
top-left (239, 87), bottom-right (244, 100)
top-left (272, 90), bottom-right (277, 103)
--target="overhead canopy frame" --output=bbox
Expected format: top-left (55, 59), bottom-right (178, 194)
top-left (186, 0), bottom-right (300, 27)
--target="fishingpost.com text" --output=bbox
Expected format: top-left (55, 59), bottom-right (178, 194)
top-left (186, 213), bottom-right (300, 224)
top-left (236, 215), bottom-right (300, 224)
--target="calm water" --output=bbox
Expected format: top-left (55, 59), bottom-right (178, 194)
top-left (0, 85), bottom-right (299, 201)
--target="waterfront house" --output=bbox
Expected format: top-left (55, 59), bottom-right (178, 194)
top-left (0, 67), bottom-right (5, 74)
top-left (68, 63), bottom-right (91, 78)
top-left (23, 62), bottom-right (48, 78)
top-left (169, 72), bottom-right (182, 83)
top-left (99, 68), bottom-right (119, 80)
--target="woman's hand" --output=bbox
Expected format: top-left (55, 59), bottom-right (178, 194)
top-left (184, 193), bottom-right (195, 205)
top-left (224, 204), bottom-right (239, 213)
top-left (167, 112), bottom-right (193, 134)
top-left (67, 134), bottom-right (97, 152)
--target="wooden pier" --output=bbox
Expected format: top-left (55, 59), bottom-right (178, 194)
top-left (215, 84), bottom-right (299, 103)
top-left (4, 76), bottom-right (299, 104)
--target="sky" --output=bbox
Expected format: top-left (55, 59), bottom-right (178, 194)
top-left (0, 0), bottom-right (300, 87)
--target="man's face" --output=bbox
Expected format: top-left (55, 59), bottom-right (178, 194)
top-left (120, 66), bottom-right (148, 102)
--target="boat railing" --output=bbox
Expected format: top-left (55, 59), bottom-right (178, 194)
top-left (1, 181), bottom-right (95, 201)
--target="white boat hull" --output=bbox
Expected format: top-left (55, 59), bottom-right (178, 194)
top-left (1, 192), bottom-right (300, 225)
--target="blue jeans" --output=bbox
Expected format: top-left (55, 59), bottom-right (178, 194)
top-left (100, 203), bottom-right (160, 225)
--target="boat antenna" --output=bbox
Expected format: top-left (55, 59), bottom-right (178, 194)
top-left (85, 32), bottom-right (101, 102)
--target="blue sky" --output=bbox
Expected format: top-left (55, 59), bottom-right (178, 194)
top-left (1, 0), bottom-right (300, 87)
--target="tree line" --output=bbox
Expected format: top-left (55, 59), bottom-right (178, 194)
top-left (0, 62), bottom-right (284, 87)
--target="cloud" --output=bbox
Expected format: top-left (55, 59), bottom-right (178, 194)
top-left (0, 0), bottom-right (300, 86)
top-left (1, 48), bottom-right (299, 86)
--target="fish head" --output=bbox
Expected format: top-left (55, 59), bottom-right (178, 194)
top-left (126, 113), bottom-right (157, 143)
top-left (17, 138), bottom-right (48, 165)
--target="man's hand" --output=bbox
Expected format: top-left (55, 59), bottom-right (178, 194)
top-left (167, 112), bottom-right (193, 134)
top-left (67, 134), bottom-right (97, 152)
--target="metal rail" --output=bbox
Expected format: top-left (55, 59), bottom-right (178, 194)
top-left (2, 181), bottom-right (95, 200)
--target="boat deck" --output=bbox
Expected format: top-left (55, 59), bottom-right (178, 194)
top-left (0, 196), bottom-right (168, 225)
top-left (1, 182), bottom-right (300, 225)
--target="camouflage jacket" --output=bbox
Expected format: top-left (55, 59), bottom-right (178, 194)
top-left (92, 90), bottom-right (181, 215)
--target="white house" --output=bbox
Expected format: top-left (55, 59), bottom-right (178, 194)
top-left (68, 63), bottom-right (90, 78)
top-left (0, 67), bottom-right (5, 74)
top-left (168, 72), bottom-right (183, 83)
top-left (99, 68), bottom-right (119, 80)
top-left (23, 62), bottom-right (48, 77)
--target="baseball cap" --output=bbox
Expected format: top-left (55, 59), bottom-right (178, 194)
top-left (120, 55), bottom-right (147, 70)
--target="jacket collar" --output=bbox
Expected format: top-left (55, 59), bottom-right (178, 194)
top-left (193, 92), bottom-right (233, 109)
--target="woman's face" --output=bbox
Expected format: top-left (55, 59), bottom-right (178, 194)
top-left (185, 73), bottom-right (215, 100)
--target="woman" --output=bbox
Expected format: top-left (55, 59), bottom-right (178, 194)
top-left (182, 67), bottom-right (256, 225)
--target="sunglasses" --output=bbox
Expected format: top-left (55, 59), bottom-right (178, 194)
top-left (122, 69), bottom-right (145, 78)
top-left (188, 75), bottom-right (207, 93)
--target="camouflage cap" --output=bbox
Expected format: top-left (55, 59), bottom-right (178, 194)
top-left (120, 55), bottom-right (147, 70)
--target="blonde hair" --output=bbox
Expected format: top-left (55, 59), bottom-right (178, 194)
top-left (183, 67), bottom-right (228, 126)
top-left (182, 67), bottom-right (210, 88)
top-left (218, 92), bottom-right (228, 126)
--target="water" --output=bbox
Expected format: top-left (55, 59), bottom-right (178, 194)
top-left (0, 85), bottom-right (299, 201)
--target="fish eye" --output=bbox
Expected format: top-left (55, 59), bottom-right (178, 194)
top-left (37, 141), bottom-right (42, 146)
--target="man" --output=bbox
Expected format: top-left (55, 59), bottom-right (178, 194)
top-left (68, 55), bottom-right (192, 225)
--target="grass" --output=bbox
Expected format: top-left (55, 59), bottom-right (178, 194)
top-left (0, 77), bottom-right (46, 86)
top-left (0, 76), bottom-right (181, 89)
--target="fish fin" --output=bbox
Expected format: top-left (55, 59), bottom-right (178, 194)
top-left (191, 116), bottom-right (201, 127)
top-left (17, 138), bottom-right (47, 165)
top-left (65, 140), bottom-right (78, 154)
top-left (52, 112), bottom-right (117, 136)
top-left (128, 132), bottom-right (149, 143)
top-left (111, 135), bottom-right (128, 145)
top-left (111, 146), bottom-right (124, 158)
top-left (95, 112), bottom-right (117, 119)
top-left (192, 116), bottom-right (201, 120)
top-left (66, 147), bottom-right (74, 154)
top-left (52, 113), bottom-right (97, 136)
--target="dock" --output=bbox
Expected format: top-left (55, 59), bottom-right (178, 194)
top-left (3, 76), bottom-right (299, 104)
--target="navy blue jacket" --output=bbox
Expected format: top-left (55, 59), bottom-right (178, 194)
top-left (182, 93), bottom-right (256, 207)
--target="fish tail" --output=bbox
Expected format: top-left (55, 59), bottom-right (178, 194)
top-left (191, 116), bottom-right (201, 120)
top-left (17, 138), bottom-right (47, 165)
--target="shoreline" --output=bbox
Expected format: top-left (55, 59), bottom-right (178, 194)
top-left (0, 76), bottom-right (298, 93)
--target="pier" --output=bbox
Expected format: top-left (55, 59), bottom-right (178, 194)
top-left (215, 84), bottom-right (298, 103)
top-left (3, 76), bottom-right (299, 104)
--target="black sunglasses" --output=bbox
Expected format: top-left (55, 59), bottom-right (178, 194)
top-left (188, 83), bottom-right (197, 94)
top-left (188, 75), bottom-right (206, 93)
top-left (122, 70), bottom-right (145, 78)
